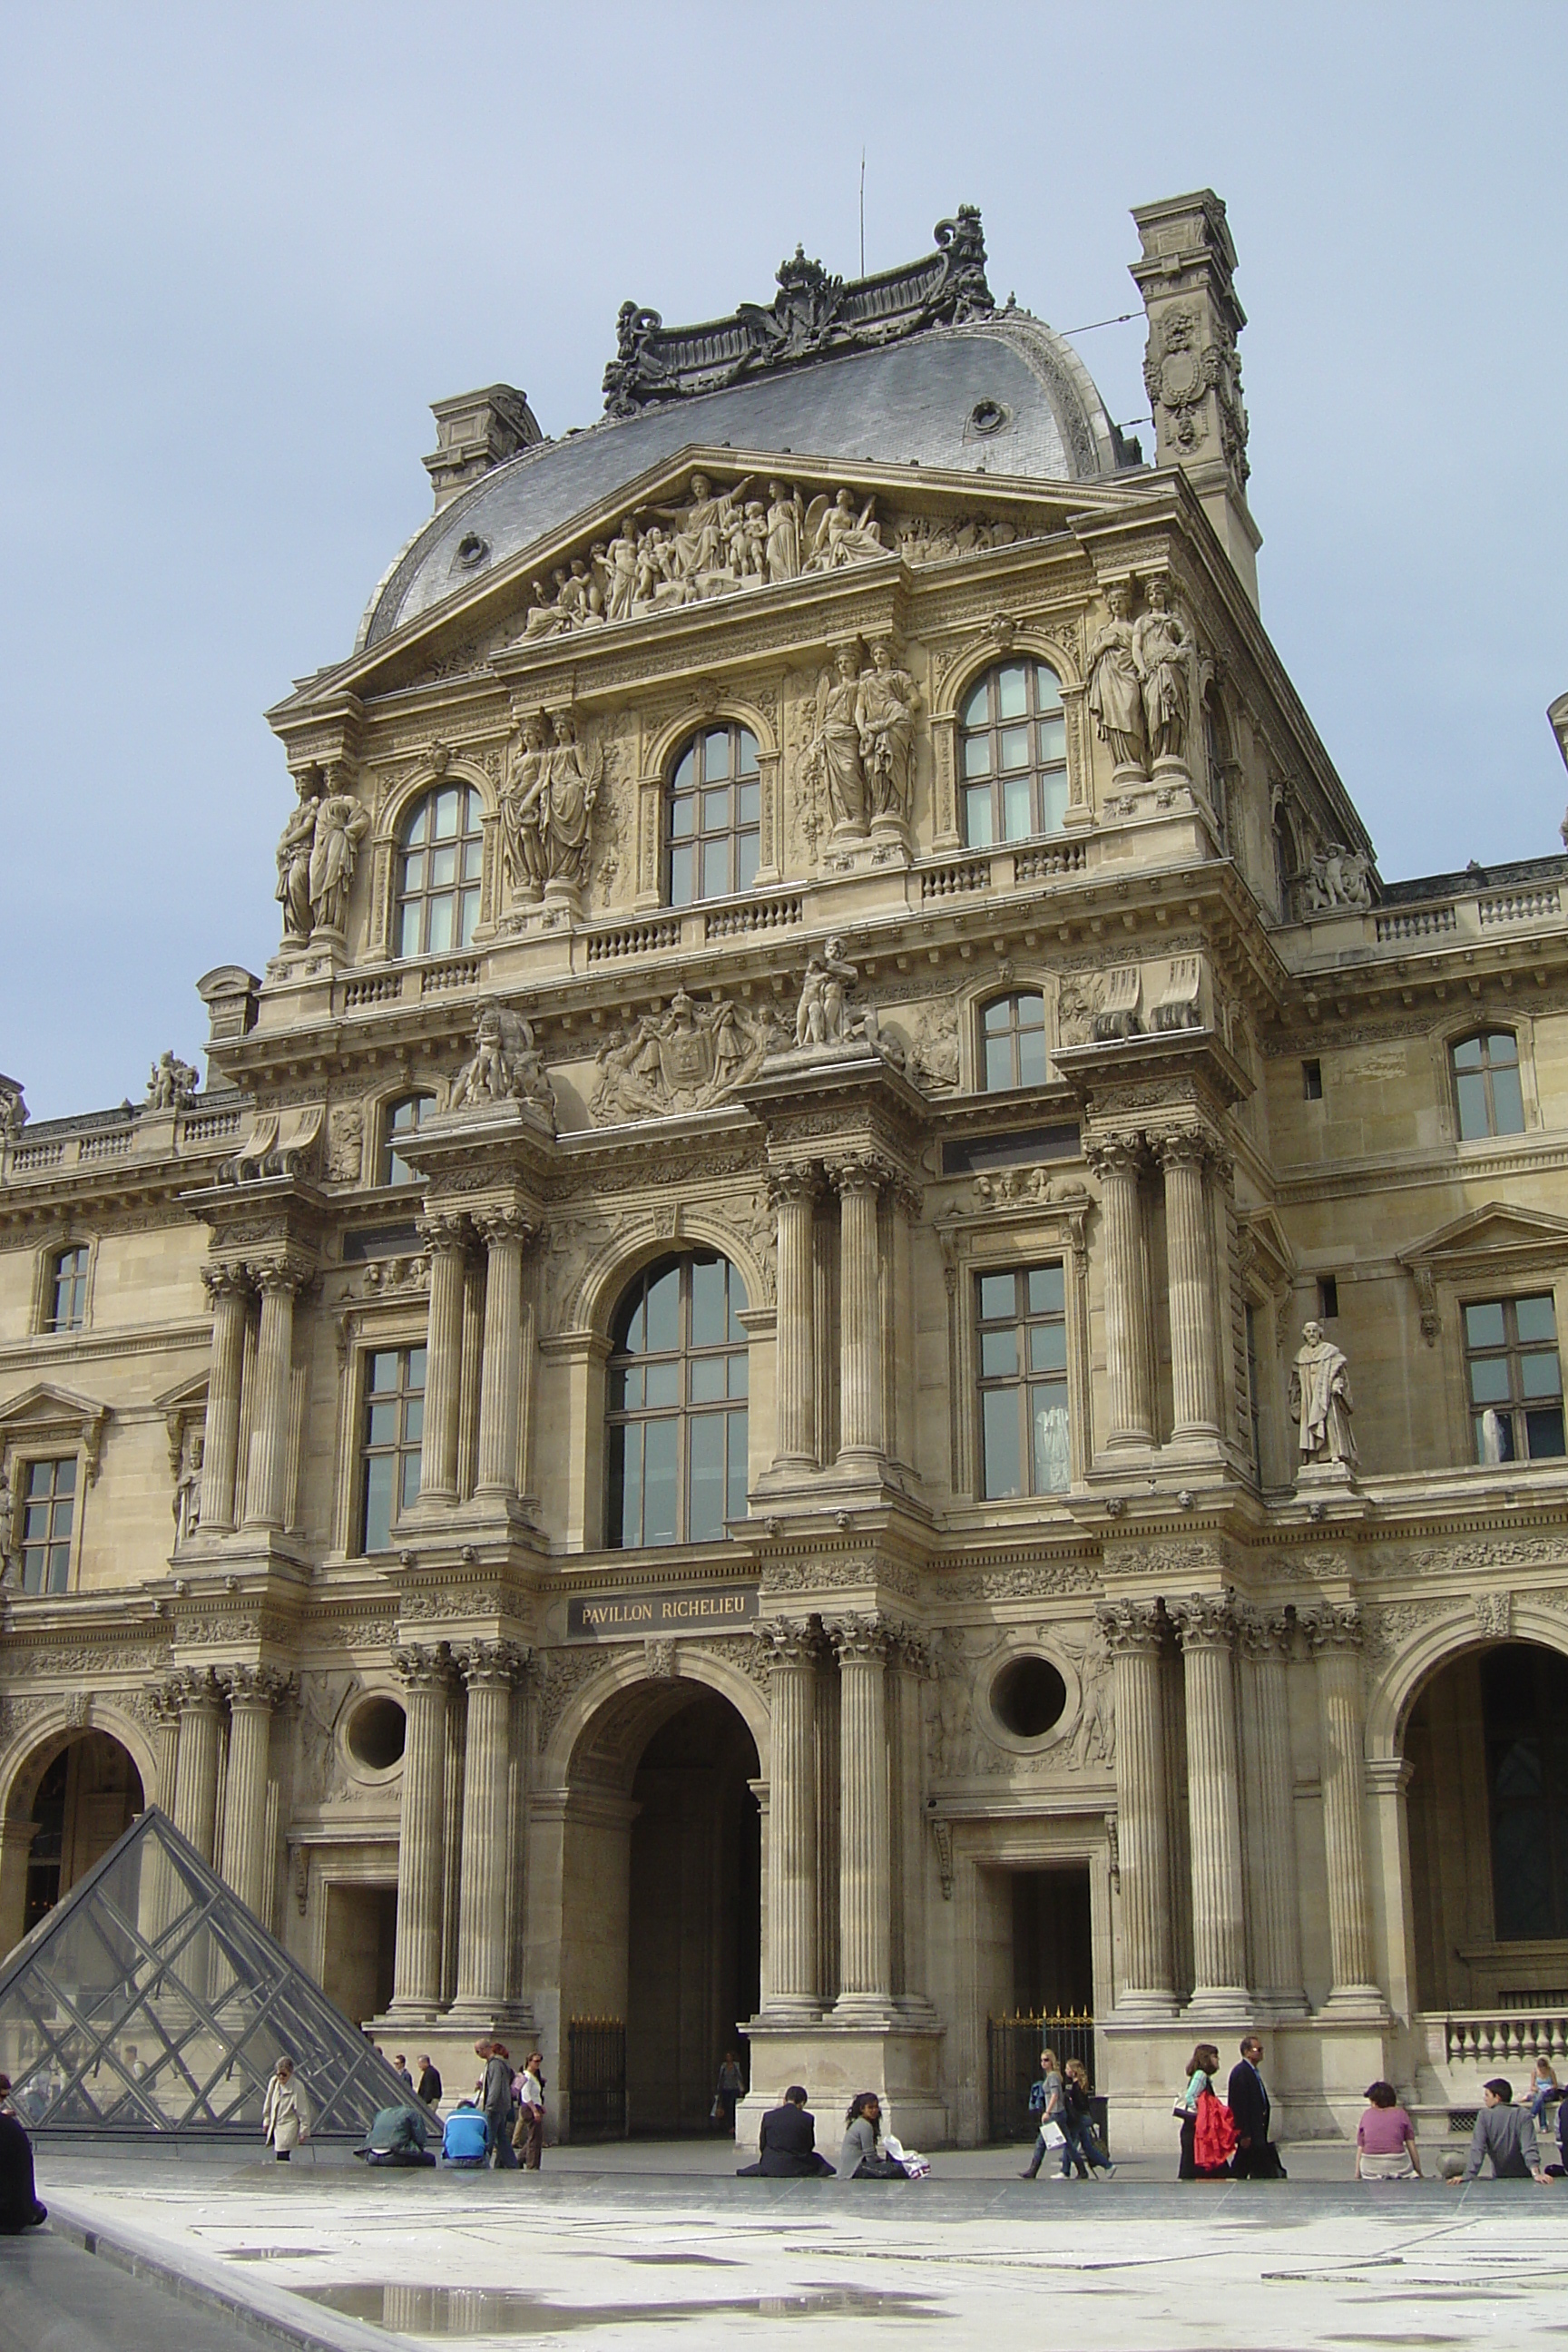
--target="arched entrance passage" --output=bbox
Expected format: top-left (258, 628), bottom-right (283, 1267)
top-left (13, 1730), bottom-right (143, 1947)
top-left (564, 1677), bottom-right (760, 2134)
top-left (1403, 1637), bottom-right (1568, 2013)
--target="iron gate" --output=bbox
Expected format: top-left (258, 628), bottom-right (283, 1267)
top-left (567, 2017), bottom-right (627, 2140)
top-left (986, 2011), bottom-right (1099, 2145)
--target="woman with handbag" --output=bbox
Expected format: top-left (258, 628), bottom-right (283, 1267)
top-left (262, 2057), bottom-right (309, 2161)
top-left (1177, 2044), bottom-right (1236, 2180)
top-left (1176, 2044), bottom-right (1221, 2180)
top-left (1062, 2059), bottom-right (1117, 2180)
top-left (511, 2052), bottom-right (545, 2171)
top-left (1019, 2048), bottom-right (1066, 2180)
top-left (839, 2092), bottom-right (907, 2179)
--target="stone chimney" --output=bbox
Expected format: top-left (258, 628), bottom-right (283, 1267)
top-left (1130, 191), bottom-right (1259, 608)
top-left (423, 385), bottom-right (543, 509)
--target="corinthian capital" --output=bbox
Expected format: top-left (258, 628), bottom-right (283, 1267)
top-left (765, 1165), bottom-right (820, 1211)
top-left (169, 1665), bottom-right (225, 1712)
top-left (1304, 1602), bottom-right (1363, 1655)
top-left (1095, 1597), bottom-right (1164, 1655)
top-left (826, 1611), bottom-right (892, 1663)
top-left (249, 1249), bottom-right (315, 1298)
top-left (472, 1207), bottom-right (538, 1252)
top-left (201, 1261), bottom-right (252, 1304)
top-left (392, 1641), bottom-right (456, 1690)
top-left (220, 1664), bottom-right (295, 1711)
top-left (824, 1152), bottom-right (897, 1200)
top-left (1083, 1132), bottom-right (1146, 1182)
top-left (1171, 1589), bottom-right (1238, 1651)
top-left (457, 1637), bottom-right (533, 1688)
top-left (1235, 1605), bottom-right (1292, 1661)
top-left (416, 1210), bottom-right (470, 1255)
top-left (758, 1617), bottom-right (822, 1669)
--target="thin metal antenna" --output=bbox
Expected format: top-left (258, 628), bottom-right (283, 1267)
top-left (859, 150), bottom-right (866, 278)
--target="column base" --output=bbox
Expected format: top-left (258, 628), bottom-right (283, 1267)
top-left (440, 2001), bottom-right (539, 2042)
top-left (1108, 1990), bottom-right (1181, 2021)
top-left (741, 2015), bottom-right (947, 2151)
top-left (1184, 1985), bottom-right (1252, 2012)
top-left (1319, 1985), bottom-right (1388, 2020)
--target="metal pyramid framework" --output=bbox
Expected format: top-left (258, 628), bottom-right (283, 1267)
top-left (0, 1806), bottom-right (410, 2135)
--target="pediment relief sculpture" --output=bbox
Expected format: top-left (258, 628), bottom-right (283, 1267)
top-left (590, 989), bottom-right (774, 1123)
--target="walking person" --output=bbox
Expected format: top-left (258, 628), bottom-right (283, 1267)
top-left (839, 2092), bottom-right (907, 2179)
top-left (477, 2040), bottom-right (518, 2169)
top-left (714, 2051), bottom-right (745, 2136)
top-left (1177, 2044), bottom-right (1234, 2180)
top-left (1453, 2079), bottom-right (1549, 2183)
top-left (1062, 2060), bottom-right (1116, 2179)
top-left (1355, 2082), bottom-right (1422, 2180)
top-left (392, 2053), bottom-right (414, 2093)
top-left (262, 2057), bottom-right (309, 2161)
top-left (1019, 2047), bottom-right (1066, 2179)
top-left (512, 2052), bottom-right (545, 2171)
top-left (416, 2054), bottom-right (443, 2108)
top-left (1227, 2036), bottom-right (1286, 2179)
top-left (0, 2076), bottom-right (46, 2232)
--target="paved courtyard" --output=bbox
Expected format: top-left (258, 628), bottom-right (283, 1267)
top-left (5, 2137), bottom-right (1565, 2351)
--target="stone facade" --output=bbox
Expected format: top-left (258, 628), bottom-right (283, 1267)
top-left (5, 197), bottom-right (1568, 2151)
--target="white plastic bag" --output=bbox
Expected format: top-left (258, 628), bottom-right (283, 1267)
top-left (1042, 2120), bottom-right (1067, 2151)
top-left (883, 2134), bottom-right (930, 2180)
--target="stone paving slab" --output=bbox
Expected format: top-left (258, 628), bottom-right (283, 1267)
top-left (32, 2141), bottom-right (1568, 2350)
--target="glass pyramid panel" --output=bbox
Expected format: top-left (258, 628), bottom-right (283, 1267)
top-left (0, 1806), bottom-right (412, 2135)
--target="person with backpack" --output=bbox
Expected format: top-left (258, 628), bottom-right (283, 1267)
top-left (1019, 2047), bottom-right (1066, 2180)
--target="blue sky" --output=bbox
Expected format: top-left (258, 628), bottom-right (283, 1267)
top-left (3, 1), bottom-right (1564, 1118)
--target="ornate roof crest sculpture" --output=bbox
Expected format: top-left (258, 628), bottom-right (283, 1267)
top-left (602, 209), bottom-right (995, 416)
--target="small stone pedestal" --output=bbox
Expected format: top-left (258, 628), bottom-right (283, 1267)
top-left (739, 2019), bottom-right (947, 2153)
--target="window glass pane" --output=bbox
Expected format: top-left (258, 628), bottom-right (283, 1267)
top-left (961, 680), bottom-right (990, 730)
top-left (672, 747), bottom-right (696, 795)
top-left (978, 1273), bottom-right (1015, 1320)
top-left (1469, 1357), bottom-right (1511, 1405)
top-left (1476, 1409), bottom-right (1515, 1464)
top-left (397, 903), bottom-right (421, 957)
top-left (670, 794), bottom-right (694, 838)
top-left (643, 1360), bottom-right (680, 1409)
top-left (407, 804), bottom-right (429, 848)
top-left (701, 840), bottom-right (730, 898)
top-left (1040, 775), bottom-right (1070, 834)
top-left (728, 1274), bottom-right (749, 1337)
top-left (27, 1462), bottom-right (54, 1497)
top-left (670, 843), bottom-right (694, 906)
top-left (1455, 1071), bottom-right (1490, 1139)
top-left (701, 789), bottom-right (730, 834)
top-left (1032, 1386), bottom-right (1071, 1492)
top-left (458, 887), bottom-right (480, 946)
top-left (998, 725), bottom-right (1030, 771)
top-left (1037, 714), bottom-right (1066, 763)
top-left (433, 789), bottom-right (458, 839)
top-left (427, 896), bottom-right (454, 956)
top-left (1516, 1296), bottom-right (1557, 1343)
top-left (996, 664), bottom-right (1027, 720)
top-left (642, 1419), bottom-right (679, 1544)
top-left (704, 728), bottom-right (730, 773)
top-left (1525, 1406), bottom-right (1566, 1459)
top-left (688, 1414), bottom-right (727, 1542)
top-left (736, 731), bottom-right (759, 775)
top-left (430, 846), bottom-right (456, 889)
top-left (982, 1389), bottom-right (1022, 1499)
top-left (963, 734), bottom-right (993, 779)
top-left (402, 849), bottom-right (426, 892)
top-left (404, 1395), bottom-right (423, 1444)
top-left (1028, 1266), bottom-right (1065, 1316)
top-left (400, 1451), bottom-right (422, 1512)
top-left (1465, 1302), bottom-right (1506, 1348)
top-left (1521, 1352), bottom-right (1562, 1399)
top-left (981, 1328), bottom-right (1018, 1378)
top-left (407, 1348), bottom-right (426, 1390)
top-left (728, 1409), bottom-right (749, 1514)
top-left (1491, 1065), bottom-right (1525, 1135)
top-left (644, 1267), bottom-right (680, 1353)
top-left (612, 1423), bottom-right (640, 1547)
top-left (463, 835), bottom-right (484, 879)
top-left (982, 999), bottom-right (1012, 1035)
top-left (368, 1351), bottom-right (398, 1393)
top-left (54, 1457), bottom-right (75, 1497)
top-left (691, 1357), bottom-right (726, 1403)
top-left (367, 1401), bottom-right (398, 1446)
top-left (1030, 1322), bottom-right (1068, 1374)
top-left (690, 1258), bottom-right (727, 1347)
top-left (362, 1458), bottom-right (394, 1555)
top-left (965, 787), bottom-right (994, 847)
top-left (736, 833), bottom-right (760, 891)
top-left (1487, 1031), bottom-right (1519, 1067)
top-left (1034, 665), bottom-right (1063, 712)
top-left (738, 779), bottom-right (760, 824)
top-left (1003, 776), bottom-right (1033, 840)
top-left (728, 1351), bottom-right (748, 1397)
top-left (1452, 1037), bottom-right (1483, 1072)
top-left (984, 1035), bottom-right (1014, 1091)
top-left (1015, 1029), bottom-right (1049, 1087)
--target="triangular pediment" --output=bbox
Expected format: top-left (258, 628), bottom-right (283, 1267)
top-left (0, 1806), bottom-right (410, 2136)
top-left (1400, 1200), bottom-right (1568, 1272)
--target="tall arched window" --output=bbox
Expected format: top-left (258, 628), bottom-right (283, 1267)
top-left (959, 662), bottom-right (1066, 846)
top-left (980, 993), bottom-right (1048, 1091)
top-left (607, 1253), bottom-right (748, 1547)
top-left (1453, 1033), bottom-right (1525, 1141)
top-left (667, 725), bottom-right (760, 906)
top-left (395, 784), bottom-right (484, 957)
top-left (381, 1093), bottom-right (436, 1186)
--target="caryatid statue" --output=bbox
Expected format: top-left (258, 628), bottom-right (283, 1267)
top-left (499, 710), bottom-right (551, 900)
top-left (537, 710), bottom-right (603, 892)
top-left (802, 643), bottom-right (868, 835)
top-left (1086, 581), bottom-right (1147, 781)
top-left (857, 640), bottom-right (920, 825)
top-left (1289, 1318), bottom-right (1358, 1470)
top-left (276, 768), bottom-right (324, 944)
top-left (1132, 574), bottom-right (1192, 773)
top-left (307, 775), bottom-right (370, 937)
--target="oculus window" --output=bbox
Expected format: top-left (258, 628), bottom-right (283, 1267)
top-left (980, 992), bottom-right (1048, 1091)
top-left (976, 1265), bottom-right (1070, 1498)
top-left (396, 785), bottom-right (483, 958)
top-left (20, 1457), bottom-right (75, 1594)
top-left (359, 1346), bottom-right (425, 1553)
top-left (1452, 1032), bottom-right (1524, 1141)
top-left (382, 1093), bottom-right (435, 1187)
top-left (607, 1253), bottom-right (748, 1547)
top-left (668, 725), bottom-right (760, 906)
top-left (47, 1246), bottom-right (89, 1333)
top-left (1465, 1294), bottom-right (1564, 1465)
top-left (959, 662), bottom-right (1067, 847)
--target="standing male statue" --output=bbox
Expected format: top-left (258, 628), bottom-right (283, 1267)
top-left (1289, 1318), bottom-right (1357, 1469)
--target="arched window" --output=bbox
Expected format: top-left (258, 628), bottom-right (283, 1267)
top-left (395, 784), bottom-right (484, 957)
top-left (980, 993), bottom-right (1048, 1091)
top-left (1453, 1033), bottom-right (1525, 1141)
top-left (959, 661), bottom-right (1067, 846)
top-left (667, 725), bottom-right (760, 906)
top-left (381, 1093), bottom-right (436, 1187)
top-left (47, 1246), bottom-right (89, 1333)
top-left (607, 1253), bottom-right (748, 1548)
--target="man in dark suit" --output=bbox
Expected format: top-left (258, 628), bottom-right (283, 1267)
top-left (736, 2084), bottom-right (836, 2176)
top-left (1228, 2036), bottom-right (1284, 2178)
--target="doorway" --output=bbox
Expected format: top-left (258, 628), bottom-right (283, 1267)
top-left (321, 1883), bottom-right (397, 2026)
top-left (24, 1732), bottom-right (143, 1937)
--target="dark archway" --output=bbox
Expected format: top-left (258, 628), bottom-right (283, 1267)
top-left (24, 1731), bottom-right (143, 1937)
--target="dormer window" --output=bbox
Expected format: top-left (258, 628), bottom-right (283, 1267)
top-left (959, 662), bottom-right (1067, 847)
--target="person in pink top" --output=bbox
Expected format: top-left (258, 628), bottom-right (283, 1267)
top-left (1356, 2081), bottom-right (1422, 2180)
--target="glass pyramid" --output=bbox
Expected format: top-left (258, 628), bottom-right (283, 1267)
top-left (0, 1806), bottom-right (411, 2136)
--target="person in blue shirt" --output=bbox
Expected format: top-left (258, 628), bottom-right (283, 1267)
top-left (442, 2102), bottom-right (490, 2166)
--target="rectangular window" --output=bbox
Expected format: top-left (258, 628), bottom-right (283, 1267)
top-left (1302, 1059), bottom-right (1323, 1102)
top-left (20, 1457), bottom-right (75, 1595)
top-left (49, 1247), bottom-right (90, 1333)
top-left (358, 1346), bottom-right (426, 1553)
top-left (1318, 1275), bottom-right (1339, 1320)
top-left (976, 1265), bottom-right (1070, 1499)
top-left (1465, 1294), bottom-right (1565, 1465)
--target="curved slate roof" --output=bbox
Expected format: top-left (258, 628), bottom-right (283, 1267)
top-left (358, 313), bottom-right (1129, 652)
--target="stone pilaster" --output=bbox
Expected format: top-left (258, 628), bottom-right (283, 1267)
top-left (759, 1620), bottom-right (820, 2018)
top-left (828, 1156), bottom-right (889, 1463)
top-left (219, 1666), bottom-right (291, 1918)
top-left (198, 1267), bottom-right (250, 1534)
top-left (1171, 1592), bottom-right (1249, 2004)
top-left (390, 1642), bottom-right (454, 2014)
top-left (1097, 1600), bottom-right (1176, 2013)
top-left (241, 1256), bottom-right (309, 1532)
top-left (1308, 1604), bottom-right (1383, 2008)
top-left (171, 1667), bottom-right (225, 1866)
top-left (417, 1215), bottom-right (467, 1504)
top-left (1237, 1609), bottom-right (1307, 2009)
top-left (451, 1640), bottom-right (531, 2014)
top-left (474, 1210), bottom-right (535, 1497)
top-left (769, 1170), bottom-right (818, 1470)
top-left (1155, 1130), bottom-right (1222, 1441)
top-left (1083, 1136), bottom-right (1154, 1447)
top-left (828, 1613), bottom-right (893, 2018)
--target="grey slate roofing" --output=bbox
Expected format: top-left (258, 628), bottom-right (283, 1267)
top-left (358, 312), bottom-right (1130, 652)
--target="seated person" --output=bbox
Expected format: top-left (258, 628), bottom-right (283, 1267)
top-left (839, 2091), bottom-right (906, 2180)
top-left (0, 2078), bottom-right (46, 2232)
top-left (737, 2084), bottom-right (836, 2177)
top-left (441, 2101), bottom-right (491, 2167)
top-left (356, 2102), bottom-right (436, 2168)
top-left (1456, 2079), bottom-right (1546, 2183)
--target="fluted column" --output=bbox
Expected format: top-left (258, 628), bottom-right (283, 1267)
top-left (199, 1268), bottom-right (250, 1534)
top-left (475, 1211), bottom-right (534, 1495)
top-left (1156, 1129), bottom-right (1221, 1439)
top-left (1097, 1601), bottom-right (1176, 2012)
top-left (760, 1621), bottom-right (820, 2016)
top-left (1083, 1136), bottom-right (1154, 1446)
top-left (769, 1170), bottom-right (818, 1469)
top-left (1172, 1592), bottom-right (1249, 2003)
top-left (1238, 1610), bottom-right (1307, 2008)
top-left (452, 1640), bottom-right (530, 2012)
top-left (417, 1216), bottom-right (467, 1504)
top-left (831, 1158), bottom-right (887, 1461)
top-left (242, 1258), bottom-right (308, 1531)
top-left (171, 1668), bottom-right (224, 1865)
top-left (390, 1643), bottom-right (453, 2013)
top-left (219, 1667), bottom-right (290, 1916)
top-left (829, 1613), bottom-right (893, 2014)
top-left (1308, 1605), bottom-right (1382, 2006)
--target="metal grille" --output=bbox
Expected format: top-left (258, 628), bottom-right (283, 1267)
top-left (987, 2010), bottom-right (1096, 2144)
top-left (567, 2017), bottom-right (627, 2141)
